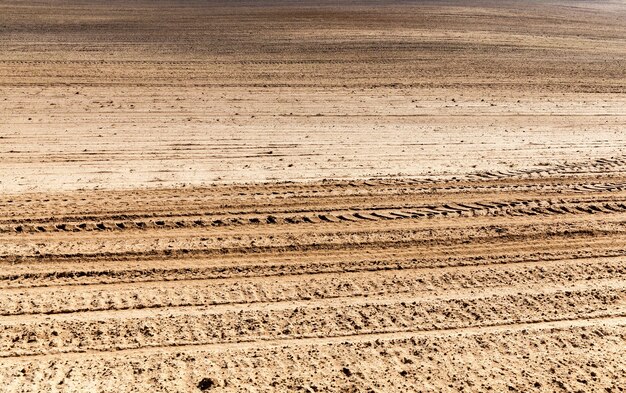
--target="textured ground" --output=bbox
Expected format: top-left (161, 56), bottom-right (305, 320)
top-left (2, 164), bottom-right (626, 391)
top-left (1, 0), bottom-right (626, 392)
top-left (1, 0), bottom-right (625, 191)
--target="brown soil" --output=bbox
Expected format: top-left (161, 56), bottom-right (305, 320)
top-left (2, 0), bottom-right (625, 192)
top-left (1, 0), bottom-right (625, 391)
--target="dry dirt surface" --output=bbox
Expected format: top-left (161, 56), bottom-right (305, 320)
top-left (1, 0), bottom-right (626, 191)
top-left (1, 0), bottom-right (626, 392)
top-left (2, 168), bottom-right (626, 391)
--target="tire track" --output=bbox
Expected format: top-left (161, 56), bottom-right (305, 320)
top-left (1, 285), bottom-right (624, 358)
top-left (5, 313), bottom-right (625, 362)
top-left (2, 161), bottom-right (626, 389)
top-left (0, 257), bottom-right (623, 317)
top-left (2, 195), bottom-right (626, 234)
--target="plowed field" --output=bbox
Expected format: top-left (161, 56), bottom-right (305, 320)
top-left (2, 163), bottom-right (626, 390)
top-left (1, 0), bottom-right (626, 391)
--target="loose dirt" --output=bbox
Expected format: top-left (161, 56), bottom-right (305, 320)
top-left (1, 0), bottom-right (625, 391)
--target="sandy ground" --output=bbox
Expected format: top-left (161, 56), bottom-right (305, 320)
top-left (1, 0), bottom-right (626, 391)
top-left (1, 0), bottom-right (625, 192)
top-left (2, 171), bottom-right (626, 391)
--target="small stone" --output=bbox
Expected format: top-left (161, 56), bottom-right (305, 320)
top-left (197, 378), bottom-right (215, 391)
